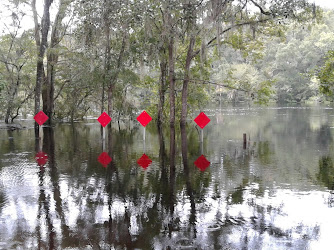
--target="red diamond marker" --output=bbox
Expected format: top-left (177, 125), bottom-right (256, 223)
top-left (194, 155), bottom-right (210, 171)
top-left (34, 111), bottom-right (49, 126)
top-left (137, 153), bottom-right (152, 169)
top-left (194, 112), bottom-right (210, 129)
top-left (98, 152), bottom-right (112, 167)
top-left (35, 151), bottom-right (48, 167)
top-left (97, 112), bottom-right (112, 127)
top-left (137, 111), bottom-right (152, 127)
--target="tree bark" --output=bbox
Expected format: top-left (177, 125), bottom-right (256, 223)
top-left (32, 0), bottom-right (53, 131)
top-left (168, 37), bottom-right (176, 126)
top-left (180, 36), bottom-right (195, 126)
top-left (44, 0), bottom-right (68, 125)
top-left (102, 1), bottom-right (111, 114)
top-left (157, 53), bottom-right (167, 126)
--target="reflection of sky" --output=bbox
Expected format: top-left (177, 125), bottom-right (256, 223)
top-left (0, 162), bottom-right (39, 243)
top-left (2, 165), bottom-right (333, 248)
top-left (1, 106), bottom-right (334, 248)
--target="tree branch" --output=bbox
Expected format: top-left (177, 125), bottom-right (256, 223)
top-left (249, 0), bottom-right (272, 16)
top-left (31, 0), bottom-right (41, 47)
top-left (54, 79), bottom-right (69, 101)
top-left (175, 78), bottom-right (248, 92)
top-left (0, 59), bottom-right (19, 70)
top-left (193, 17), bottom-right (271, 58)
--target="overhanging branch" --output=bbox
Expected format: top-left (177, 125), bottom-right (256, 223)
top-left (193, 17), bottom-right (271, 58)
top-left (175, 78), bottom-right (248, 92)
top-left (249, 0), bottom-right (272, 16)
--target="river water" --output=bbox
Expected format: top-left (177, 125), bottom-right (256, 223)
top-left (1, 105), bottom-right (334, 249)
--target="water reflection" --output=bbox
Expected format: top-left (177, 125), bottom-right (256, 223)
top-left (317, 156), bottom-right (334, 189)
top-left (97, 152), bottom-right (112, 168)
top-left (137, 153), bottom-right (152, 169)
top-left (1, 106), bottom-right (334, 248)
top-left (35, 151), bottom-right (48, 167)
top-left (194, 155), bottom-right (210, 171)
top-left (181, 125), bottom-right (197, 244)
top-left (167, 124), bottom-right (177, 238)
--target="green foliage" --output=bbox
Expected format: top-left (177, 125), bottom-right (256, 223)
top-left (187, 83), bottom-right (211, 113)
top-left (0, 30), bottom-right (36, 120)
top-left (112, 69), bottom-right (140, 119)
top-left (225, 31), bottom-right (264, 62)
top-left (0, 0), bottom-right (330, 123)
top-left (255, 80), bottom-right (276, 105)
top-left (256, 11), bottom-right (334, 103)
top-left (317, 50), bottom-right (334, 97)
top-left (211, 60), bottom-right (274, 104)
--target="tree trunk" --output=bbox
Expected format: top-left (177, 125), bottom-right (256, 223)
top-left (47, 53), bottom-right (57, 123)
top-left (44, 0), bottom-right (68, 125)
top-left (33, 0), bottom-right (53, 132)
top-left (44, 44), bottom-right (59, 125)
top-left (102, 3), bottom-right (111, 114)
top-left (107, 33), bottom-right (127, 119)
top-left (102, 39), bottom-right (110, 113)
top-left (42, 67), bottom-right (48, 116)
top-left (180, 36), bottom-right (195, 126)
top-left (169, 37), bottom-right (175, 126)
top-left (107, 84), bottom-right (114, 119)
top-left (157, 54), bottom-right (167, 126)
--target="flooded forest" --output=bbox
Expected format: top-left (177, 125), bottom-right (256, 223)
top-left (1, 0), bottom-right (334, 249)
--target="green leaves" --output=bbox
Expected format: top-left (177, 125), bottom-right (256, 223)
top-left (317, 50), bottom-right (334, 96)
top-left (255, 80), bottom-right (276, 105)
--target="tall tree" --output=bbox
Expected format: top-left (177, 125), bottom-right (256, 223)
top-left (31, 0), bottom-right (53, 130)
top-left (31, 0), bottom-right (71, 127)
top-left (43, 0), bottom-right (71, 124)
top-left (176, 0), bottom-right (315, 124)
top-left (0, 6), bottom-right (35, 123)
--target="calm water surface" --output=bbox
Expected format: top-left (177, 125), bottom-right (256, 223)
top-left (1, 105), bottom-right (334, 249)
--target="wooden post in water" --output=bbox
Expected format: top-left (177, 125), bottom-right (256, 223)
top-left (102, 127), bottom-right (106, 151)
top-left (143, 127), bottom-right (146, 153)
top-left (201, 129), bottom-right (203, 143)
top-left (243, 133), bottom-right (247, 149)
top-left (200, 129), bottom-right (203, 155)
top-left (39, 125), bottom-right (43, 152)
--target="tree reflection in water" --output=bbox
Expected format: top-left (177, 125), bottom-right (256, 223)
top-left (0, 107), bottom-right (332, 248)
top-left (317, 155), bottom-right (334, 207)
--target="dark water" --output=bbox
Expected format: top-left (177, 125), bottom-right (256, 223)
top-left (1, 105), bottom-right (334, 249)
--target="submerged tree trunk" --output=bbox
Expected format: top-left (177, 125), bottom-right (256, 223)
top-left (180, 36), bottom-right (195, 126)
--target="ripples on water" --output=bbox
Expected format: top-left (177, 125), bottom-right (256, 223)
top-left (0, 105), bottom-right (334, 249)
